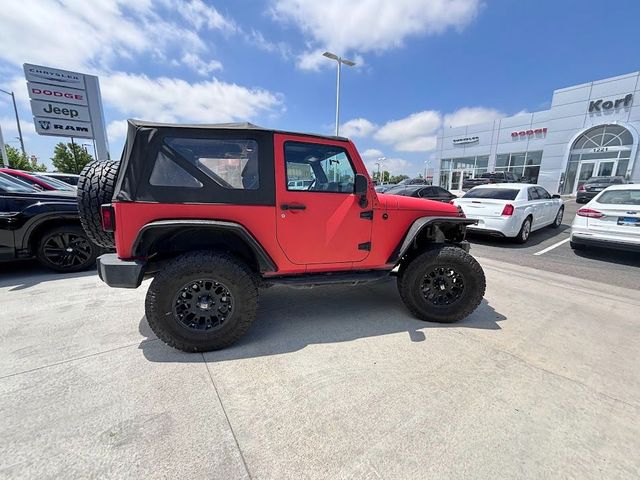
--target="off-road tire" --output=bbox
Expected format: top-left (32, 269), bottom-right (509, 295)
top-left (36, 224), bottom-right (99, 273)
top-left (145, 251), bottom-right (259, 352)
top-left (397, 246), bottom-right (485, 323)
top-left (514, 216), bottom-right (532, 244)
top-left (550, 206), bottom-right (564, 228)
top-left (77, 160), bottom-right (120, 249)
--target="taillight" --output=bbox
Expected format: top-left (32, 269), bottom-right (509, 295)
top-left (501, 204), bottom-right (515, 216)
top-left (577, 208), bottom-right (604, 218)
top-left (101, 204), bottom-right (116, 232)
top-left (578, 184), bottom-right (586, 192)
top-left (456, 205), bottom-right (465, 218)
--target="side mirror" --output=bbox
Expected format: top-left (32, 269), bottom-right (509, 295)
top-left (355, 174), bottom-right (368, 195)
top-left (354, 174), bottom-right (368, 207)
top-left (552, 194), bottom-right (560, 199)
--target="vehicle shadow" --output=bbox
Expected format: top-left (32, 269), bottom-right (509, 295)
top-left (467, 224), bottom-right (570, 249)
top-left (571, 246), bottom-right (640, 268)
top-left (0, 260), bottom-right (97, 291)
top-left (138, 281), bottom-right (506, 363)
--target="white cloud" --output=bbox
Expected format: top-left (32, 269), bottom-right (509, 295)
top-left (101, 73), bottom-right (282, 124)
top-left (273, 0), bottom-right (480, 64)
top-left (375, 110), bottom-right (441, 152)
top-left (0, 0), bottom-right (227, 72)
top-left (360, 148), bottom-right (384, 159)
top-left (296, 49), bottom-right (329, 71)
top-left (107, 120), bottom-right (129, 143)
top-left (364, 157), bottom-right (411, 175)
top-left (247, 29), bottom-right (292, 60)
top-left (443, 107), bottom-right (504, 128)
top-left (167, 0), bottom-right (237, 32)
top-left (181, 53), bottom-right (223, 76)
top-left (340, 118), bottom-right (377, 138)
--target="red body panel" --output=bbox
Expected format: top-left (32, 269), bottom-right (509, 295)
top-left (113, 135), bottom-right (462, 275)
top-left (0, 169), bottom-right (57, 191)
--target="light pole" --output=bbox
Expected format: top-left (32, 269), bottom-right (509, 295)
top-left (322, 51), bottom-right (356, 136)
top-left (0, 89), bottom-right (26, 157)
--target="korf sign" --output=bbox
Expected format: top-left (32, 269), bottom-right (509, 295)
top-left (23, 64), bottom-right (85, 89)
top-left (30, 99), bottom-right (90, 122)
top-left (34, 117), bottom-right (93, 138)
top-left (27, 82), bottom-right (87, 106)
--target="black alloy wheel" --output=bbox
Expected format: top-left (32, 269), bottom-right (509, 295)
top-left (172, 279), bottom-right (234, 333)
top-left (420, 266), bottom-right (466, 307)
top-left (36, 225), bottom-right (99, 272)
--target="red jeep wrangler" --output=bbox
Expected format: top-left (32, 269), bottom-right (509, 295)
top-left (78, 120), bottom-right (485, 352)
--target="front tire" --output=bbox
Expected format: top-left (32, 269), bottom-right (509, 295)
top-left (397, 246), bottom-right (486, 323)
top-left (145, 251), bottom-right (258, 352)
top-left (550, 206), bottom-right (564, 228)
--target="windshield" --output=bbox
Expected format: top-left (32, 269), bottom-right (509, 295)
top-left (597, 189), bottom-right (640, 205)
top-left (385, 186), bottom-right (419, 196)
top-left (0, 173), bottom-right (39, 193)
top-left (463, 188), bottom-right (519, 200)
top-left (33, 174), bottom-right (75, 191)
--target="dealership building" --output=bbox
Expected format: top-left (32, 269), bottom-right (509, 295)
top-left (433, 71), bottom-right (640, 195)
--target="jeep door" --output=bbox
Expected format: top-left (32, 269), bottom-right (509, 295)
top-left (274, 135), bottom-right (372, 265)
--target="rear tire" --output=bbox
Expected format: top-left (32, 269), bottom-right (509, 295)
top-left (36, 225), bottom-right (99, 272)
top-left (77, 160), bottom-right (120, 249)
top-left (397, 246), bottom-right (485, 323)
top-left (145, 251), bottom-right (258, 352)
top-left (514, 216), bottom-right (532, 244)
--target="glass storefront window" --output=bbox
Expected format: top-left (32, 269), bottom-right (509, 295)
top-left (495, 154), bottom-right (509, 167)
top-left (525, 151), bottom-right (542, 165)
top-left (476, 155), bottom-right (489, 168)
top-left (511, 153), bottom-right (526, 167)
top-left (616, 159), bottom-right (629, 177)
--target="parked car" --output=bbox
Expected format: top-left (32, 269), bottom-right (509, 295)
top-left (576, 176), bottom-right (627, 204)
top-left (77, 119), bottom-right (487, 352)
top-left (0, 168), bottom-right (76, 192)
top-left (383, 184), bottom-right (456, 202)
top-left (453, 184), bottom-right (564, 243)
top-left (0, 173), bottom-right (99, 272)
top-left (41, 172), bottom-right (80, 186)
top-left (570, 184), bottom-right (640, 252)
top-left (462, 172), bottom-right (519, 191)
top-left (374, 183), bottom-right (397, 193)
top-left (396, 178), bottom-right (428, 186)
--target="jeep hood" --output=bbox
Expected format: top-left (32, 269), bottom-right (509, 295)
top-left (379, 193), bottom-right (460, 215)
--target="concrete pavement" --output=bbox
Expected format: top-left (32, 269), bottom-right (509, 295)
top-left (1, 258), bottom-right (639, 479)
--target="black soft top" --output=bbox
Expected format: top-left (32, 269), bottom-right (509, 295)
top-left (125, 119), bottom-right (349, 142)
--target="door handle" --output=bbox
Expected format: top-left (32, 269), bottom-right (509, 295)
top-left (281, 204), bottom-right (306, 210)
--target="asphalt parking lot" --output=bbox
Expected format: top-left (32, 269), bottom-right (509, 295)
top-left (468, 199), bottom-right (640, 289)
top-left (1, 213), bottom-right (639, 479)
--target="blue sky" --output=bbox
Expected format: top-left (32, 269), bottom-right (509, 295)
top-left (1, 0), bottom-right (639, 175)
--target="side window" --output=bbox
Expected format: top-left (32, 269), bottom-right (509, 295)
top-left (536, 187), bottom-right (551, 199)
top-left (528, 187), bottom-right (540, 200)
top-left (150, 151), bottom-right (203, 188)
top-left (165, 137), bottom-right (259, 190)
top-left (419, 187), bottom-right (434, 198)
top-left (284, 141), bottom-right (356, 193)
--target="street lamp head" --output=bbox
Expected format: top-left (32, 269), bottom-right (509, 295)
top-left (323, 51), bottom-right (339, 61)
top-left (322, 51), bottom-right (356, 66)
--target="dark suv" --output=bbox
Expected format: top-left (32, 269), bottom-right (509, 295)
top-left (0, 173), bottom-right (99, 272)
top-left (462, 172), bottom-right (518, 190)
top-left (78, 120), bottom-right (486, 352)
top-left (576, 176), bottom-right (627, 203)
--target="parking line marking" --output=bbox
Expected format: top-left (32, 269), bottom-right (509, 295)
top-left (534, 238), bottom-right (570, 256)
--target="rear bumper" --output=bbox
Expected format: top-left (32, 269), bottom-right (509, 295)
top-left (576, 191), bottom-right (598, 202)
top-left (571, 233), bottom-right (640, 252)
top-left (97, 253), bottom-right (146, 288)
top-left (466, 216), bottom-right (520, 238)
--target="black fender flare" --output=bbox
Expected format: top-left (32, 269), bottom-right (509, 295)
top-left (131, 219), bottom-right (278, 273)
top-left (18, 210), bottom-right (79, 251)
top-left (387, 216), bottom-right (477, 263)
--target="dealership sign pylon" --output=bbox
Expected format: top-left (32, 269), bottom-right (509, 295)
top-left (23, 64), bottom-right (110, 160)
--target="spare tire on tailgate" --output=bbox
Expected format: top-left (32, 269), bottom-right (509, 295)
top-left (77, 160), bottom-right (120, 249)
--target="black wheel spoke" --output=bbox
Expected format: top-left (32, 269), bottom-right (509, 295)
top-left (172, 279), bottom-right (234, 333)
top-left (420, 265), bottom-right (465, 307)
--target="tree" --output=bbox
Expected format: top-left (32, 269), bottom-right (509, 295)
top-left (51, 142), bottom-right (93, 174)
top-left (2, 144), bottom-right (47, 171)
top-left (389, 174), bottom-right (409, 184)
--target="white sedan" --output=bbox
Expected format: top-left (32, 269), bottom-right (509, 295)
top-left (570, 184), bottom-right (640, 252)
top-left (452, 183), bottom-right (564, 243)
